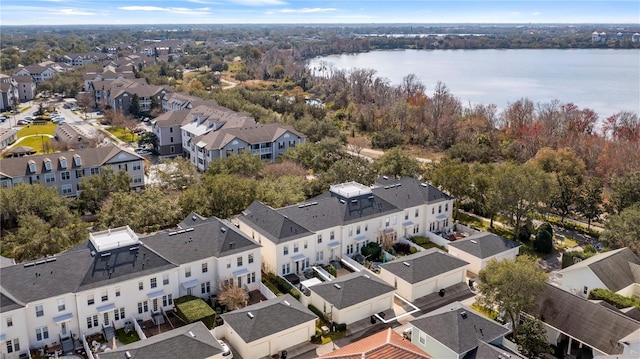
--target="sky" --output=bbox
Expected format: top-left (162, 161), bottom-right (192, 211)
top-left (1, 1), bottom-right (638, 26)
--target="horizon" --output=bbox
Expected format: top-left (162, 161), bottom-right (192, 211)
top-left (1, 1), bottom-right (639, 26)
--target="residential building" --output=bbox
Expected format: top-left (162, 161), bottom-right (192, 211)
top-left (0, 128), bottom-right (18, 150)
top-left (97, 322), bottom-right (227, 359)
top-left (152, 111), bottom-right (189, 156)
top-left (13, 63), bottom-right (63, 84)
top-left (83, 66), bottom-right (136, 92)
top-left (409, 302), bottom-right (511, 359)
top-left (526, 284), bottom-right (640, 357)
top-left (59, 53), bottom-right (113, 67)
top-left (0, 75), bottom-right (19, 111)
top-left (447, 232), bottom-right (521, 275)
top-left (11, 75), bottom-right (36, 102)
top-left (379, 249), bottom-right (469, 301)
top-left (318, 327), bottom-right (432, 359)
top-left (309, 272), bottom-right (395, 325)
top-left (220, 294), bottom-right (316, 359)
top-left (237, 177), bottom-right (454, 278)
top-left (556, 247), bottom-right (640, 298)
top-left (89, 78), bottom-right (170, 115)
top-left (161, 92), bottom-right (216, 112)
top-left (0, 144), bottom-right (146, 197)
top-left (53, 123), bottom-right (95, 150)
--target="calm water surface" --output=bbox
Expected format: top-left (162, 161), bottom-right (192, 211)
top-left (308, 49), bottom-right (640, 118)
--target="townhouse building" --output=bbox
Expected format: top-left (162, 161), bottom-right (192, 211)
top-left (12, 75), bottom-right (36, 102)
top-left (0, 128), bottom-right (18, 150)
top-left (59, 53), bottom-right (114, 67)
top-left (0, 75), bottom-right (19, 111)
top-left (0, 214), bottom-right (261, 359)
top-left (237, 177), bottom-right (454, 277)
top-left (89, 78), bottom-right (170, 115)
top-left (12, 62), bottom-right (71, 85)
top-left (0, 144), bottom-right (146, 197)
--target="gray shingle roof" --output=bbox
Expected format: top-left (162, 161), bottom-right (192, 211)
top-left (373, 176), bottom-right (453, 207)
top-left (587, 248), bottom-right (640, 291)
top-left (310, 272), bottom-right (395, 310)
top-left (98, 322), bottom-right (223, 359)
top-left (410, 302), bottom-right (510, 355)
top-left (448, 233), bottom-right (520, 259)
top-left (220, 294), bottom-right (316, 343)
top-left (141, 215), bottom-right (260, 264)
top-left (471, 341), bottom-right (527, 359)
top-left (528, 284), bottom-right (640, 355)
top-left (239, 201), bottom-right (313, 244)
top-left (0, 292), bottom-right (24, 313)
top-left (153, 110), bottom-right (189, 127)
top-left (0, 241), bottom-right (176, 303)
top-left (381, 249), bottom-right (469, 284)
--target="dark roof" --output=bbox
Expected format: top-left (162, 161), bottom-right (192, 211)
top-left (528, 284), bottom-right (640, 355)
top-left (587, 248), bottom-right (640, 292)
top-left (97, 322), bottom-right (223, 359)
top-left (448, 233), bottom-right (520, 259)
top-left (0, 292), bottom-right (24, 313)
top-left (0, 241), bottom-right (176, 303)
top-left (381, 249), bottom-right (469, 284)
top-left (153, 110), bottom-right (188, 127)
top-left (372, 176), bottom-right (453, 207)
top-left (220, 294), bottom-right (316, 343)
top-left (239, 201), bottom-right (312, 244)
top-left (141, 215), bottom-right (260, 264)
top-left (410, 302), bottom-right (510, 355)
top-left (468, 341), bottom-right (527, 359)
top-left (310, 272), bottom-right (395, 310)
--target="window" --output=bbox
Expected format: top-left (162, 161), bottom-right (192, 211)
top-left (405, 211), bottom-right (409, 220)
top-left (170, 127), bottom-right (173, 133)
top-left (76, 169), bottom-right (84, 178)
top-left (583, 286), bottom-right (588, 295)
top-left (61, 184), bottom-right (73, 195)
top-left (114, 308), bottom-right (125, 321)
top-left (415, 208), bottom-right (419, 217)
top-left (185, 267), bottom-right (191, 278)
top-left (162, 274), bottom-right (169, 285)
top-left (438, 205), bottom-right (442, 213)
top-left (283, 246), bottom-right (289, 255)
top-left (419, 331), bottom-right (427, 345)
top-left (101, 290), bottom-right (108, 302)
top-left (162, 294), bottom-right (173, 307)
top-left (445, 203), bottom-right (449, 212)
top-left (36, 326), bottom-right (49, 341)
top-left (432, 207), bottom-right (435, 215)
top-left (170, 146), bottom-right (175, 153)
top-left (150, 278), bottom-right (157, 289)
top-left (201, 281), bottom-right (211, 294)
top-left (115, 288), bottom-right (121, 297)
top-left (346, 244), bottom-right (354, 255)
top-left (44, 160), bottom-right (52, 171)
top-left (35, 304), bottom-right (44, 317)
top-left (385, 218), bottom-right (390, 227)
top-left (133, 163), bottom-right (141, 171)
top-left (44, 173), bottom-right (55, 183)
top-left (365, 224), bottom-right (368, 232)
top-left (7, 316), bottom-right (13, 327)
top-left (248, 254), bottom-right (254, 264)
top-left (87, 315), bottom-right (98, 328)
top-left (281, 263), bottom-right (290, 275)
top-left (348, 228), bottom-right (353, 236)
top-left (57, 299), bottom-right (65, 312)
top-left (103, 312), bottom-right (109, 326)
top-left (330, 231), bottom-right (334, 240)
top-left (74, 156), bottom-right (81, 167)
top-left (304, 241), bottom-right (308, 249)
top-left (293, 243), bottom-right (299, 253)
top-left (226, 261), bottom-right (231, 269)
top-left (138, 281), bottom-right (144, 290)
top-left (237, 256), bottom-right (243, 267)
top-left (356, 225), bottom-right (361, 235)
top-left (316, 251), bottom-right (323, 262)
top-left (61, 171), bottom-right (70, 180)
top-left (91, 167), bottom-right (99, 175)
top-left (170, 136), bottom-right (174, 142)
top-left (28, 161), bottom-right (36, 173)
top-left (138, 301), bottom-right (149, 314)
top-left (317, 234), bottom-right (323, 243)
top-left (133, 175), bottom-right (143, 184)
top-left (201, 263), bottom-right (208, 273)
top-left (6, 339), bottom-right (19, 353)
top-left (87, 294), bottom-right (94, 305)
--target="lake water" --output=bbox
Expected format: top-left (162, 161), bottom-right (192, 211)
top-left (308, 49), bottom-right (640, 118)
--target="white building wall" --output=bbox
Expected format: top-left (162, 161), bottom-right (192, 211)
top-left (1, 307), bottom-right (30, 359)
top-left (559, 268), bottom-right (607, 298)
top-left (223, 318), bottom-right (315, 359)
top-left (412, 328), bottom-right (460, 359)
top-left (23, 292), bottom-right (78, 349)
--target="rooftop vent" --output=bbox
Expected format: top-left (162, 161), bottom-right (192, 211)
top-left (420, 183), bottom-right (428, 187)
top-left (192, 215), bottom-right (197, 221)
top-left (403, 261), bottom-right (411, 267)
top-left (24, 262), bottom-right (35, 268)
top-left (351, 199), bottom-right (358, 204)
top-left (283, 300), bottom-right (290, 306)
top-left (470, 240), bottom-right (478, 244)
top-left (90, 251), bottom-right (96, 257)
top-left (188, 331), bottom-right (195, 338)
top-left (35, 260), bottom-right (46, 265)
top-left (334, 284), bottom-right (341, 290)
top-left (46, 257), bottom-right (57, 263)
top-left (311, 201), bottom-right (318, 205)
top-left (382, 176), bottom-right (388, 180)
top-left (221, 227), bottom-right (226, 233)
top-left (129, 246), bottom-right (139, 251)
top-left (247, 312), bottom-right (254, 319)
top-left (125, 351), bottom-right (132, 359)
top-left (101, 252), bottom-right (112, 257)
top-left (339, 199), bottom-right (346, 204)
top-left (185, 228), bottom-right (194, 232)
top-left (177, 229), bottom-right (186, 234)
top-left (460, 311), bottom-right (468, 319)
top-left (168, 231), bottom-right (177, 236)
top-left (363, 274), bottom-right (370, 279)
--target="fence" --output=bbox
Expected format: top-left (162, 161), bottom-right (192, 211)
top-left (133, 317), bottom-right (147, 340)
top-left (312, 265), bottom-right (335, 281)
top-left (81, 334), bottom-right (95, 359)
top-left (258, 281), bottom-right (278, 300)
top-left (341, 256), bottom-right (365, 272)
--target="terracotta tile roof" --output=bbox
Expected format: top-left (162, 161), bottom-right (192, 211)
top-left (319, 328), bottom-right (431, 359)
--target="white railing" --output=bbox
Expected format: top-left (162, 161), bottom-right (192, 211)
top-left (423, 231), bottom-right (451, 247)
top-left (81, 334), bottom-right (95, 359)
top-left (258, 281), bottom-right (278, 300)
top-left (313, 265), bottom-right (335, 281)
top-left (341, 256), bottom-right (365, 272)
top-left (396, 237), bottom-right (424, 252)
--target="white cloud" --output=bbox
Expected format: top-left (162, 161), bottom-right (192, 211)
top-left (278, 8), bottom-right (336, 13)
top-left (118, 6), bottom-right (210, 15)
top-left (56, 8), bottom-right (95, 16)
top-left (230, 0), bottom-right (286, 6)
top-left (533, 12), bottom-right (541, 16)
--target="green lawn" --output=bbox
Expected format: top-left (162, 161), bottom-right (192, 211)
top-left (115, 328), bottom-right (140, 345)
top-left (14, 135), bottom-right (52, 153)
top-left (106, 126), bottom-right (138, 143)
top-left (471, 303), bottom-right (499, 320)
top-left (17, 123), bottom-right (56, 138)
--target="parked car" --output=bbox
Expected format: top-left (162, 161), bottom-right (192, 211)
top-left (218, 340), bottom-right (233, 358)
top-left (24, 116), bottom-right (34, 121)
top-left (0, 115), bottom-right (8, 122)
top-left (17, 119), bottom-right (30, 125)
top-left (52, 117), bottom-right (65, 124)
top-left (134, 148), bottom-right (152, 156)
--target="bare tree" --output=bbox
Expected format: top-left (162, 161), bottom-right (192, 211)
top-left (218, 279), bottom-right (248, 310)
top-left (76, 92), bottom-right (94, 120)
top-left (378, 228), bottom-right (396, 252)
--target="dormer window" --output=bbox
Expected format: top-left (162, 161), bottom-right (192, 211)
top-left (74, 155), bottom-right (82, 167)
top-left (43, 159), bottom-right (52, 171)
top-left (28, 160), bottom-right (36, 173)
top-left (59, 157), bottom-right (67, 169)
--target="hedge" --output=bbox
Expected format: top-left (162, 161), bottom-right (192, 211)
top-left (588, 288), bottom-right (640, 310)
top-left (546, 216), bottom-right (601, 239)
top-left (561, 251), bottom-right (596, 269)
top-left (308, 304), bottom-right (328, 322)
top-left (175, 296), bottom-right (216, 329)
top-left (267, 273), bottom-right (300, 299)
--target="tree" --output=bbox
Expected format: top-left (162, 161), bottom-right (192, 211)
top-left (76, 92), bottom-right (94, 119)
top-left (206, 151), bottom-right (264, 178)
top-left (608, 173), bottom-right (640, 215)
top-left (601, 205), bottom-right (640, 255)
top-left (378, 229), bottom-right (396, 252)
top-left (218, 279), bottom-right (248, 310)
top-left (427, 158), bottom-right (471, 219)
top-left (138, 131), bottom-right (158, 150)
top-left (320, 156), bottom-right (378, 187)
top-left (515, 317), bottom-right (552, 359)
top-left (179, 174), bottom-right (256, 219)
top-left (373, 147), bottom-right (421, 178)
top-left (155, 157), bottom-right (201, 191)
top-left (477, 255), bottom-right (548, 332)
top-left (534, 225), bottom-right (553, 254)
top-left (576, 177), bottom-right (603, 229)
top-left (79, 167), bottom-right (131, 213)
top-left (255, 176), bottom-right (306, 209)
top-left (129, 94), bottom-right (141, 117)
top-left (468, 163), bottom-right (501, 227)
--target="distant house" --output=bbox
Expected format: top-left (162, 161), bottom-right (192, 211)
top-left (526, 284), bottom-right (640, 357)
top-left (0, 144), bottom-right (146, 196)
top-left (379, 249), bottom-right (469, 301)
top-left (0, 128), bottom-right (18, 150)
top-left (409, 302), bottom-right (511, 359)
top-left (556, 247), bottom-right (640, 299)
top-left (0, 75), bottom-right (19, 111)
top-left (97, 322), bottom-right (227, 359)
top-left (318, 327), bottom-right (432, 359)
top-left (447, 232), bottom-right (521, 275)
top-left (11, 75), bottom-right (36, 102)
top-left (309, 272), bottom-right (395, 325)
top-left (54, 123), bottom-right (95, 150)
top-left (89, 77), bottom-right (171, 115)
top-left (13, 64), bottom-right (59, 84)
top-left (220, 294), bottom-right (317, 359)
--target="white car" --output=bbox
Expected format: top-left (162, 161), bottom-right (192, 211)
top-left (218, 340), bottom-right (233, 358)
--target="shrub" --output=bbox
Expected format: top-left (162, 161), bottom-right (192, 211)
top-left (534, 228), bottom-right (553, 254)
top-left (361, 242), bottom-right (382, 261)
top-left (332, 322), bottom-right (347, 332)
top-left (393, 242), bottom-right (412, 254)
top-left (267, 272), bottom-right (295, 295)
top-left (308, 304), bottom-right (328, 322)
top-left (409, 246), bottom-right (418, 254)
top-left (588, 288), bottom-right (640, 310)
top-left (325, 264), bottom-right (337, 277)
top-left (289, 288), bottom-right (301, 300)
top-left (175, 296), bottom-right (216, 329)
top-left (537, 222), bottom-right (553, 238)
top-left (561, 251), bottom-right (596, 269)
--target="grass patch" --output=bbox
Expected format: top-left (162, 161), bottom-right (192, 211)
top-left (106, 126), bottom-right (138, 143)
top-left (409, 236), bottom-right (447, 252)
top-left (115, 328), bottom-right (140, 345)
top-left (471, 303), bottom-right (499, 320)
top-left (556, 237), bottom-right (579, 250)
top-left (175, 296), bottom-right (216, 329)
top-left (17, 123), bottom-right (56, 138)
top-left (455, 212), bottom-right (486, 229)
top-left (15, 136), bottom-right (52, 153)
